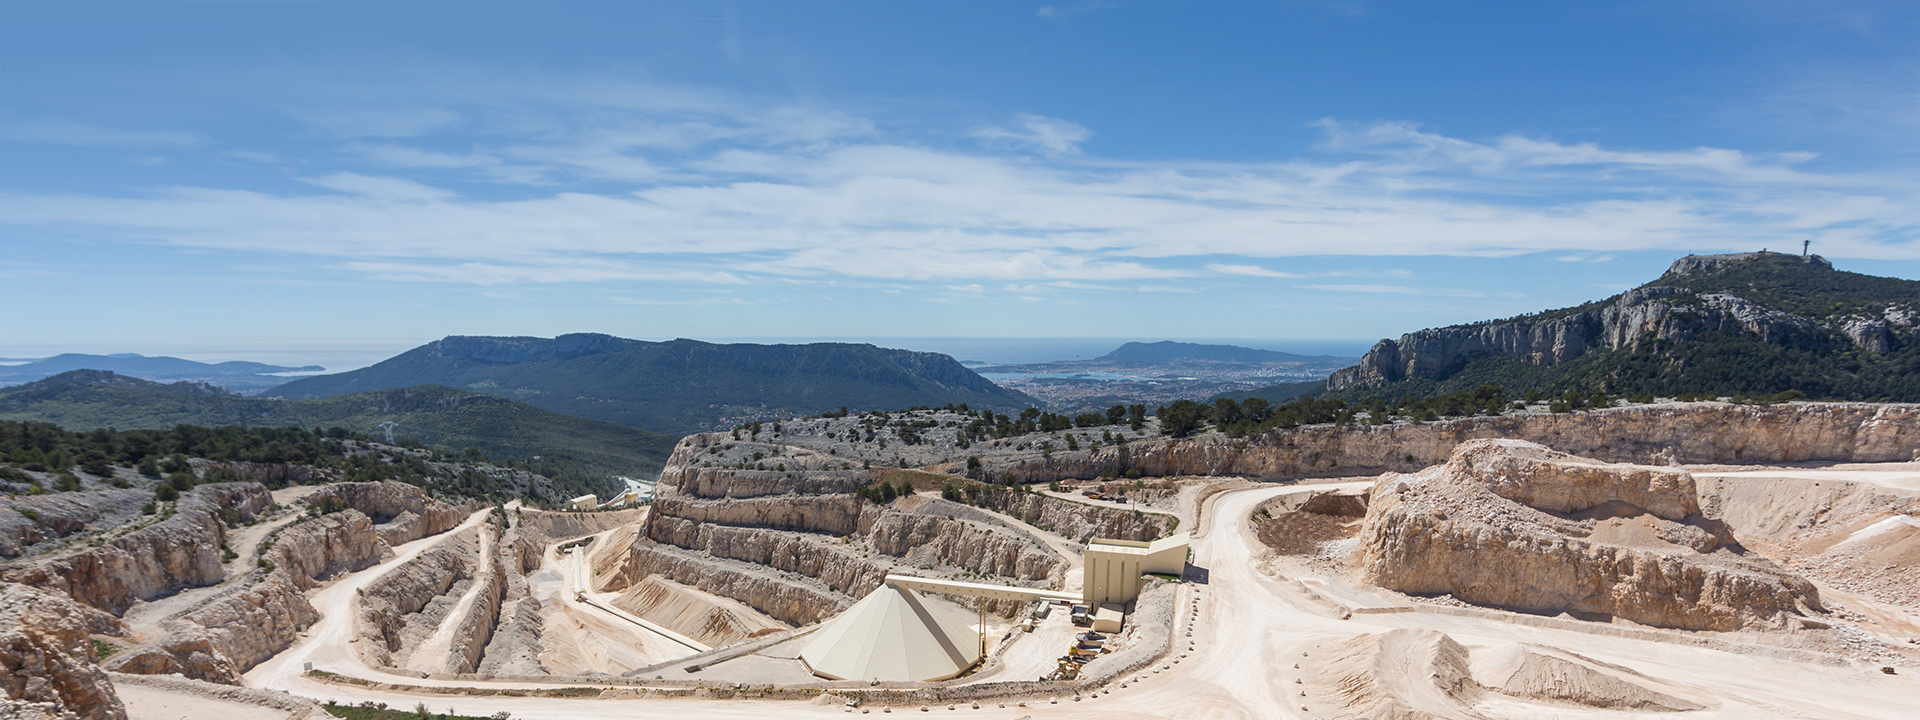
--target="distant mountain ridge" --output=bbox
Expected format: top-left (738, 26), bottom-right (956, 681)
top-left (1094, 341), bottom-right (1350, 364)
top-left (268, 334), bottom-right (1035, 432)
top-left (0, 370), bottom-right (677, 495)
top-left (1327, 252), bottom-right (1920, 400)
top-left (0, 353), bottom-right (322, 394)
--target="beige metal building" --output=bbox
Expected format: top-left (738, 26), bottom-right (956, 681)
top-left (1082, 532), bottom-right (1190, 605)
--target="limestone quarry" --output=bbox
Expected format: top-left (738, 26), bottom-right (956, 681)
top-left (6, 401), bottom-right (1920, 719)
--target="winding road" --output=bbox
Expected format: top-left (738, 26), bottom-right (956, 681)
top-left (240, 480), bottom-right (1920, 720)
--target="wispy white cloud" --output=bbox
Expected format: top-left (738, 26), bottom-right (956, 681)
top-left (1206, 263), bottom-right (1303, 278)
top-left (302, 173), bottom-right (455, 201)
top-left (4, 91), bottom-right (1920, 290)
top-left (973, 113), bottom-right (1091, 156)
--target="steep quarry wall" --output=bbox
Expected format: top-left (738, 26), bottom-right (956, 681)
top-left (355, 541), bottom-right (470, 668)
top-left (0, 489), bottom-right (150, 560)
top-left (649, 493), bottom-right (872, 538)
top-left (974, 488), bottom-right (1170, 543)
top-left (308, 481), bottom-right (466, 546)
top-left (515, 506), bottom-right (647, 544)
top-left (625, 541), bottom-right (848, 626)
top-left (107, 510), bottom-right (387, 682)
top-left (443, 549), bottom-right (505, 675)
top-left (0, 582), bottom-right (128, 720)
top-left (867, 512), bottom-right (1060, 580)
top-left (999, 403), bottom-right (1920, 483)
top-left (0, 484), bottom-right (271, 615)
top-left (1325, 253), bottom-right (1863, 391)
top-left (649, 522), bottom-right (889, 599)
top-left (1359, 440), bottom-right (1821, 632)
top-left (478, 516), bottom-right (546, 676)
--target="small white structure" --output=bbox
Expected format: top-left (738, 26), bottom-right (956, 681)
top-left (800, 582), bottom-right (982, 682)
top-left (566, 494), bottom-right (598, 511)
top-left (1082, 532), bottom-right (1190, 605)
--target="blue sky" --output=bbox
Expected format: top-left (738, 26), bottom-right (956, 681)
top-left (4, 1), bottom-right (1920, 368)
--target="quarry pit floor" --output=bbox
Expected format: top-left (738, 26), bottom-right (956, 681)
top-left (188, 467), bottom-right (1920, 719)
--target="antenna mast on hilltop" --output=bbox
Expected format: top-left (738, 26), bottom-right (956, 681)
top-left (378, 421), bottom-right (398, 444)
top-left (1803, 239), bottom-right (1811, 257)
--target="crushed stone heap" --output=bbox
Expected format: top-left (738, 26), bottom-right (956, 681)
top-left (1359, 439), bottom-right (1822, 632)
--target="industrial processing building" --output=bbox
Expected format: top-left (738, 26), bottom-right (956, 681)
top-left (799, 533), bottom-right (1190, 682)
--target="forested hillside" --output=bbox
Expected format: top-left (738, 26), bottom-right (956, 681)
top-left (269, 334), bottom-right (1035, 433)
top-left (0, 370), bottom-right (673, 496)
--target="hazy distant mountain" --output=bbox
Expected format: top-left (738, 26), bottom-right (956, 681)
top-left (267, 334), bottom-right (1035, 433)
top-left (1327, 252), bottom-right (1920, 400)
top-left (976, 341), bottom-right (1357, 413)
top-left (1093, 341), bottom-right (1351, 364)
top-left (0, 370), bottom-right (676, 494)
top-left (0, 353), bottom-right (322, 394)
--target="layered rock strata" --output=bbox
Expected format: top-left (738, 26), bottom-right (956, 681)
top-left (1326, 252), bottom-right (1879, 390)
top-left (623, 541), bottom-right (848, 627)
top-left (355, 541), bottom-right (470, 668)
top-left (477, 515), bottom-right (546, 676)
top-left (1001, 402), bottom-right (1920, 483)
top-left (106, 509), bottom-right (386, 681)
top-left (1359, 440), bottom-right (1821, 632)
top-left (973, 488), bottom-right (1169, 543)
top-left (0, 489), bottom-right (150, 559)
top-left (308, 481), bottom-right (465, 546)
top-left (0, 582), bottom-right (128, 720)
top-left (0, 484), bottom-right (271, 615)
top-left (441, 521), bottom-right (507, 675)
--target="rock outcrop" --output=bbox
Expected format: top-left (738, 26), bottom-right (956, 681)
top-left (0, 582), bottom-right (127, 720)
top-left (0, 490), bottom-right (150, 560)
top-left (1326, 252), bottom-right (1891, 391)
top-left (1358, 440), bottom-right (1821, 632)
top-left (973, 488), bottom-right (1170, 543)
top-left (355, 541), bottom-right (469, 668)
top-left (866, 512), bottom-right (1060, 580)
top-left (623, 541), bottom-right (848, 627)
top-left (106, 509), bottom-right (387, 682)
top-left (307, 481), bottom-right (464, 545)
top-left (0, 484), bottom-right (270, 615)
top-left (639, 436), bottom-right (1074, 626)
top-left (996, 402), bottom-right (1920, 483)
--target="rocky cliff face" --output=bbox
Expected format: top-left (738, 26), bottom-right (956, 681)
top-left (0, 484), bottom-right (270, 615)
top-left (1358, 440), bottom-right (1821, 632)
top-left (355, 542), bottom-right (469, 668)
top-left (0, 490), bottom-right (151, 560)
top-left (106, 509), bottom-right (388, 682)
top-left (1000, 402), bottom-right (1920, 483)
top-left (973, 488), bottom-right (1170, 543)
top-left (307, 481), bottom-right (465, 545)
top-left (0, 582), bottom-right (127, 720)
top-left (1328, 252), bottom-right (1903, 391)
top-left (622, 541), bottom-right (848, 627)
top-left (866, 512), bottom-right (1060, 581)
top-left (646, 522), bottom-right (891, 599)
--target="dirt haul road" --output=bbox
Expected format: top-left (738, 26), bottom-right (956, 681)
top-left (245, 483), bottom-right (1920, 719)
